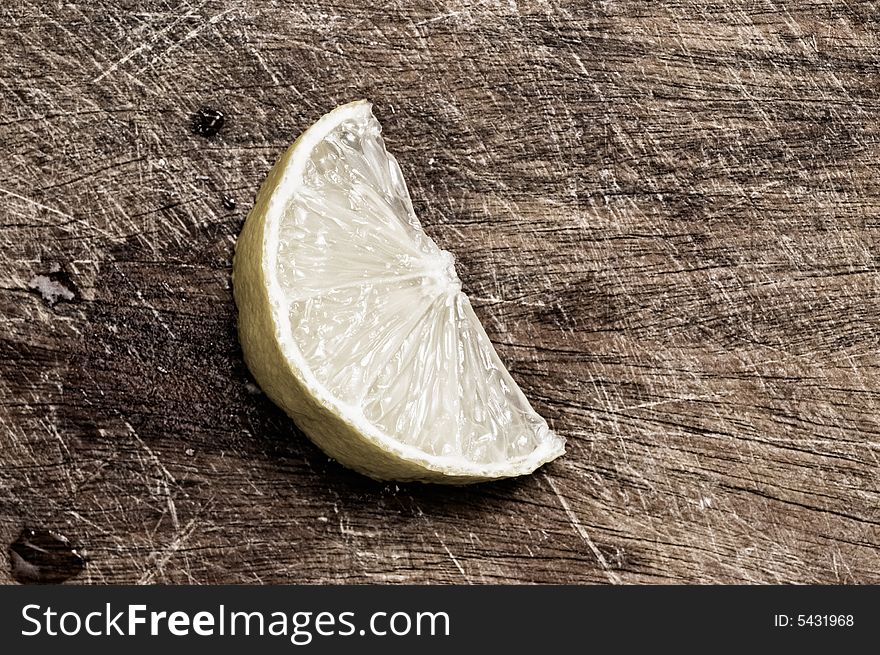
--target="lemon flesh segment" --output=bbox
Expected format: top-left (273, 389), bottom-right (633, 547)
top-left (233, 100), bottom-right (565, 483)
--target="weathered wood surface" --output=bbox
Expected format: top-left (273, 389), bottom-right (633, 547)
top-left (1, 0), bottom-right (878, 584)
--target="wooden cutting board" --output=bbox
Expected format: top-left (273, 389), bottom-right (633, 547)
top-left (1, 0), bottom-right (877, 584)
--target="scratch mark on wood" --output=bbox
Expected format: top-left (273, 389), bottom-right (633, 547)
top-left (544, 474), bottom-right (622, 584)
top-left (128, 424), bottom-right (180, 532)
top-left (91, 0), bottom-right (212, 83)
top-left (138, 518), bottom-right (198, 585)
top-left (0, 187), bottom-right (76, 221)
top-left (434, 530), bottom-right (471, 584)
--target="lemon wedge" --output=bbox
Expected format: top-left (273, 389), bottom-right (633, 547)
top-left (233, 100), bottom-right (564, 483)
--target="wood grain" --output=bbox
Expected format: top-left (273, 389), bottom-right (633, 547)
top-left (1, 0), bottom-right (878, 584)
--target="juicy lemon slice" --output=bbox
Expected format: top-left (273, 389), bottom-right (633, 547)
top-left (233, 100), bottom-right (565, 483)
